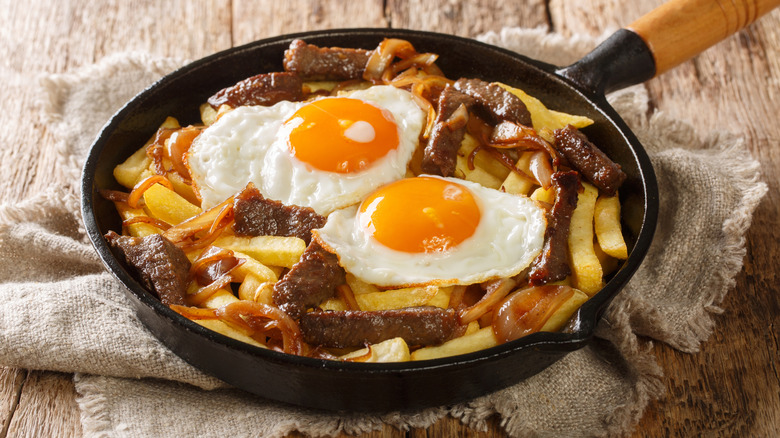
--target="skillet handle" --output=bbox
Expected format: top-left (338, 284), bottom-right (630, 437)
top-left (557, 0), bottom-right (780, 95)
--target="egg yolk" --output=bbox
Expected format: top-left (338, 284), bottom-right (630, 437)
top-left (358, 177), bottom-right (481, 253)
top-left (285, 97), bottom-right (400, 173)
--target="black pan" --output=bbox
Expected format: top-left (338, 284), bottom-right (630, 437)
top-left (81, 0), bottom-right (774, 412)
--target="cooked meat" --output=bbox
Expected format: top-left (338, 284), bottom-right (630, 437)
top-left (207, 72), bottom-right (303, 109)
top-left (552, 125), bottom-right (626, 196)
top-left (299, 307), bottom-right (464, 348)
top-left (528, 171), bottom-right (580, 285)
top-left (105, 231), bottom-right (190, 306)
top-left (232, 185), bottom-right (326, 245)
top-left (283, 39), bottom-right (371, 81)
top-left (421, 85), bottom-right (475, 176)
top-left (453, 78), bottom-right (532, 127)
top-left (273, 240), bottom-right (345, 320)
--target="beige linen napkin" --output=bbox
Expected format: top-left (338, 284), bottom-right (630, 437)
top-left (0, 28), bottom-right (766, 437)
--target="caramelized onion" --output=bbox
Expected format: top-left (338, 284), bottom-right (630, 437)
top-left (164, 196), bottom-right (234, 243)
top-left (492, 285), bottom-right (576, 343)
top-left (147, 128), bottom-right (176, 175)
top-left (186, 274), bottom-right (232, 306)
top-left (216, 301), bottom-right (305, 355)
top-left (170, 304), bottom-right (219, 320)
top-left (127, 175), bottom-right (173, 208)
top-left (364, 38), bottom-right (417, 83)
top-left (166, 126), bottom-right (200, 181)
top-left (458, 278), bottom-right (517, 325)
top-left (529, 150), bottom-right (554, 189)
top-left (190, 246), bottom-right (242, 286)
top-left (447, 285), bottom-right (467, 309)
top-left (122, 215), bottom-right (172, 231)
top-left (343, 345), bottom-right (375, 362)
top-left (98, 189), bottom-right (130, 203)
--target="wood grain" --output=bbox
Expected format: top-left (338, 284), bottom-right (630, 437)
top-left (0, 0), bottom-right (778, 436)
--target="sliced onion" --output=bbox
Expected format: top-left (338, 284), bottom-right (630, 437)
top-left (186, 273), bottom-right (232, 306)
top-left (217, 301), bottom-right (305, 355)
top-left (336, 284), bottom-right (360, 311)
top-left (164, 195), bottom-right (234, 243)
top-left (458, 278), bottom-right (517, 325)
top-left (170, 304), bottom-right (219, 320)
top-left (190, 246), bottom-right (241, 286)
top-left (122, 215), bottom-right (171, 231)
top-left (166, 126), bottom-right (200, 182)
top-left (529, 150), bottom-right (554, 189)
top-left (492, 285), bottom-right (576, 343)
top-left (127, 175), bottom-right (173, 208)
top-left (98, 189), bottom-right (130, 203)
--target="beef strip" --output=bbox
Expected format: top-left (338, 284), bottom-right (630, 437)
top-left (421, 85), bottom-right (475, 176)
top-left (105, 231), bottom-right (190, 306)
top-left (453, 78), bottom-right (532, 127)
top-left (207, 72), bottom-right (303, 109)
top-left (299, 307), bottom-right (464, 348)
top-left (272, 240), bottom-right (345, 320)
top-left (552, 125), bottom-right (626, 196)
top-left (528, 171), bottom-right (580, 286)
top-left (283, 39), bottom-right (371, 81)
top-left (232, 185), bottom-right (326, 245)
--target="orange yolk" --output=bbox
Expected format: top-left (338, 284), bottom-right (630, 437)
top-left (285, 97), bottom-right (400, 173)
top-left (358, 177), bottom-right (481, 253)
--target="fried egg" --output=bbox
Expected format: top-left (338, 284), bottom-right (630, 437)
top-left (313, 176), bottom-right (547, 287)
top-left (186, 85), bottom-right (425, 215)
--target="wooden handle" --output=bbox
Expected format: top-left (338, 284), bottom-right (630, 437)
top-left (627, 0), bottom-right (780, 76)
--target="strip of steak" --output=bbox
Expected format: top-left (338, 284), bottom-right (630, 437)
top-left (283, 39), bottom-right (371, 81)
top-left (528, 171), bottom-right (580, 286)
top-left (453, 78), bottom-right (532, 127)
top-left (232, 185), bottom-right (326, 245)
top-left (273, 241), bottom-right (345, 320)
top-left (552, 125), bottom-right (626, 196)
top-left (299, 307), bottom-right (464, 348)
top-left (105, 231), bottom-right (190, 306)
top-left (421, 85), bottom-right (475, 176)
top-left (207, 72), bottom-right (303, 109)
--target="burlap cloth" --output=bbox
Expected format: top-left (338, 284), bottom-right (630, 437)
top-left (0, 28), bottom-right (767, 437)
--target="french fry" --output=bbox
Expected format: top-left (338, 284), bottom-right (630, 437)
top-left (193, 319), bottom-right (266, 348)
top-left (114, 202), bottom-right (161, 237)
top-left (540, 289), bottom-right (589, 332)
top-left (464, 320), bottom-right (481, 336)
top-left (143, 183), bottom-right (202, 225)
top-left (345, 273), bottom-right (380, 295)
top-left (496, 83), bottom-right (594, 131)
top-left (237, 274), bottom-right (275, 305)
top-left (200, 103), bottom-right (218, 126)
top-left (411, 327), bottom-right (499, 361)
top-left (356, 286), bottom-right (451, 311)
top-left (530, 186), bottom-right (555, 204)
top-left (113, 116), bottom-right (180, 188)
top-left (568, 182), bottom-right (603, 295)
top-left (319, 297), bottom-right (349, 312)
top-left (201, 289), bottom-right (239, 309)
top-left (340, 337), bottom-right (411, 362)
top-left (230, 250), bottom-right (279, 283)
top-left (594, 194), bottom-right (628, 260)
top-left (167, 171), bottom-right (200, 206)
top-left (459, 134), bottom-right (511, 181)
top-left (501, 152), bottom-right (536, 196)
top-left (454, 155), bottom-right (503, 189)
top-left (213, 235), bottom-right (306, 269)
top-left (594, 240), bottom-right (620, 276)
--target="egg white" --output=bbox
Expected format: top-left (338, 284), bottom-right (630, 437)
top-left (186, 86), bottom-right (425, 215)
top-left (313, 176), bottom-right (548, 287)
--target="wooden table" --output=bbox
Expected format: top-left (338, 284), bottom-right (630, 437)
top-left (1, 1), bottom-right (778, 436)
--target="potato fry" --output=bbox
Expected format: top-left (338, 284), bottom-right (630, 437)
top-left (230, 250), bottom-right (279, 283)
top-left (594, 193), bottom-right (628, 259)
top-left (201, 289), bottom-right (239, 309)
top-left (540, 289), bottom-right (589, 332)
top-left (237, 274), bottom-right (275, 305)
top-left (340, 337), bottom-right (410, 362)
top-left (213, 235), bottom-right (306, 269)
top-left (530, 186), bottom-right (555, 204)
top-left (568, 182), bottom-right (603, 295)
top-left (594, 240), bottom-right (620, 276)
top-left (459, 134), bottom-right (511, 180)
top-left (345, 273), bottom-right (380, 295)
top-left (167, 171), bottom-right (200, 206)
top-left (356, 286), bottom-right (451, 311)
top-left (193, 319), bottom-right (266, 348)
top-left (113, 116), bottom-right (180, 188)
top-left (319, 297), bottom-right (349, 312)
top-left (199, 103), bottom-right (218, 126)
top-left (114, 202), bottom-right (160, 237)
top-left (143, 183), bottom-right (202, 225)
top-left (497, 83), bottom-right (594, 131)
top-left (454, 155), bottom-right (503, 189)
top-left (411, 327), bottom-right (499, 361)
top-left (501, 152), bottom-right (536, 196)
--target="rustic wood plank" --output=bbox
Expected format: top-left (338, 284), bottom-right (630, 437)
top-left (0, 368), bottom-right (26, 438)
top-left (6, 372), bottom-right (81, 438)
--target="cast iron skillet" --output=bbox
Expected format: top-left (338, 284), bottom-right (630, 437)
top-left (81, 0), bottom-right (775, 411)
